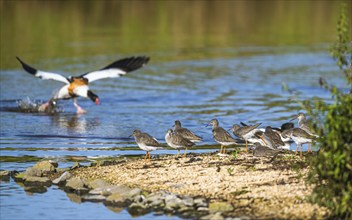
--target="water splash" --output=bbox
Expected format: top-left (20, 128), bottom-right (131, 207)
top-left (16, 97), bottom-right (63, 114)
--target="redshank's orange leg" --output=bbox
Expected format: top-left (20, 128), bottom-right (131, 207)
top-left (144, 153), bottom-right (148, 162)
top-left (184, 148), bottom-right (187, 157)
top-left (148, 152), bottom-right (151, 162)
top-left (259, 135), bottom-right (267, 146)
top-left (308, 143), bottom-right (312, 153)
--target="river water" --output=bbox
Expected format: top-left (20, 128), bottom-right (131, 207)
top-left (0, 1), bottom-right (349, 219)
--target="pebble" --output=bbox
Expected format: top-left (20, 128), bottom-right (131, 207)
top-left (5, 152), bottom-right (329, 219)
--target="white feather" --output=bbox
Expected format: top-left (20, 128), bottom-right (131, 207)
top-left (137, 143), bottom-right (159, 152)
top-left (83, 69), bottom-right (127, 83)
top-left (35, 70), bottom-right (70, 84)
top-left (73, 86), bottom-right (89, 98)
top-left (53, 85), bottom-right (70, 99)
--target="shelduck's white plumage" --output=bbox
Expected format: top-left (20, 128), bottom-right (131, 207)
top-left (17, 56), bottom-right (150, 114)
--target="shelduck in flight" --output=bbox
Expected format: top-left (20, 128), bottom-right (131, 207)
top-left (16, 56), bottom-right (150, 114)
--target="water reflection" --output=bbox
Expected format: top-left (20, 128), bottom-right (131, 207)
top-left (0, 1), bottom-right (349, 219)
top-left (50, 114), bottom-right (100, 133)
top-left (66, 192), bottom-right (83, 204)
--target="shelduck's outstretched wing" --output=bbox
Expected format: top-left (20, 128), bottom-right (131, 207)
top-left (80, 56), bottom-right (150, 83)
top-left (16, 57), bottom-right (70, 84)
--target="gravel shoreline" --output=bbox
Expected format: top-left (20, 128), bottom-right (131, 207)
top-left (71, 151), bottom-right (329, 219)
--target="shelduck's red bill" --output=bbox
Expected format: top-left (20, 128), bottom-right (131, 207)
top-left (95, 98), bottom-right (100, 105)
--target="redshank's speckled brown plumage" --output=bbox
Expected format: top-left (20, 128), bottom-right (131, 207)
top-left (131, 129), bottom-right (160, 162)
top-left (173, 120), bottom-right (202, 143)
top-left (165, 129), bottom-right (195, 157)
top-left (230, 123), bottom-right (261, 153)
top-left (208, 119), bottom-right (237, 154)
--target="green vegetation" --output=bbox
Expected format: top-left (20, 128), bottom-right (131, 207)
top-left (0, 156), bottom-right (43, 163)
top-left (231, 148), bottom-right (240, 159)
top-left (1, 1), bottom-right (346, 69)
top-left (226, 167), bottom-right (234, 176)
top-left (304, 4), bottom-right (351, 218)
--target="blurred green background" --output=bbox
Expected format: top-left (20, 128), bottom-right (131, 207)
top-left (0, 0), bottom-right (349, 69)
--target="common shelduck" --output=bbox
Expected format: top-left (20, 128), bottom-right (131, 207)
top-left (16, 56), bottom-right (150, 114)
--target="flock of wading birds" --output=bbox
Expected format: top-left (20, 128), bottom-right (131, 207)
top-left (131, 112), bottom-right (318, 162)
top-left (15, 56), bottom-right (318, 161)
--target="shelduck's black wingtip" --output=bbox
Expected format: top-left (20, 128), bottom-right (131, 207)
top-left (16, 56), bottom-right (23, 63)
top-left (144, 56), bottom-right (150, 64)
top-left (16, 56), bottom-right (37, 75)
top-left (101, 56), bottom-right (151, 72)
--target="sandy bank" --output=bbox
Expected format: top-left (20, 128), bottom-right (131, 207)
top-left (72, 151), bottom-right (329, 219)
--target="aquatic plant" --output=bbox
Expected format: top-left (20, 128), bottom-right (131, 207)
top-left (304, 4), bottom-right (351, 218)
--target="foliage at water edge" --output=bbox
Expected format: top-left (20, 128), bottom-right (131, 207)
top-left (305, 4), bottom-right (352, 218)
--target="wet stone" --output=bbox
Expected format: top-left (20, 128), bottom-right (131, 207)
top-left (31, 161), bottom-right (56, 175)
top-left (25, 167), bottom-right (43, 177)
top-left (150, 199), bottom-right (164, 209)
top-left (103, 185), bottom-right (132, 196)
top-left (24, 186), bottom-right (48, 194)
top-left (145, 192), bottom-right (165, 204)
top-left (65, 177), bottom-right (85, 189)
top-left (48, 161), bottom-right (59, 168)
top-left (178, 206), bottom-right (194, 213)
top-left (74, 188), bottom-right (90, 195)
top-left (24, 176), bottom-right (52, 187)
top-left (197, 207), bottom-right (210, 212)
top-left (165, 195), bottom-right (185, 210)
top-left (70, 162), bottom-right (81, 170)
top-left (13, 172), bottom-right (26, 182)
top-left (81, 194), bottom-right (106, 203)
top-left (128, 202), bottom-right (151, 217)
top-left (0, 170), bottom-right (11, 181)
top-left (105, 193), bottom-right (127, 206)
top-left (89, 187), bottom-right (108, 195)
top-left (55, 168), bottom-right (70, 173)
top-left (208, 201), bottom-right (234, 213)
top-left (182, 196), bottom-right (195, 207)
top-left (194, 197), bottom-right (208, 208)
top-left (201, 212), bottom-right (224, 220)
top-left (132, 194), bottom-right (146, 203)
top-left (86, 179), bottom-right (110, 189)
top-left (124, 188), bottom-right (142, 199)
top-left (65, 177), bottom-right (88, 195)
top-left (52, 171), bottom-right (72, 185)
